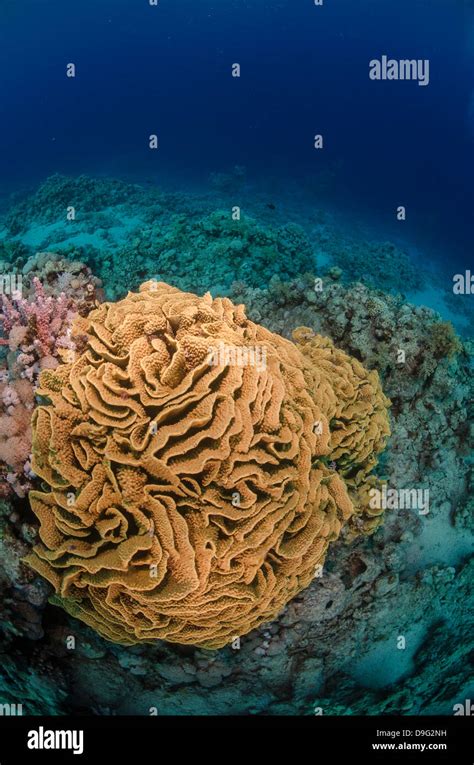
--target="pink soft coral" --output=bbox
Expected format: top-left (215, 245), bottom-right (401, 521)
top-left (0, 379), bottom-right (34, 498)
top-left (0, 253), bottom-right (103, 498)
top-left (1, 277), bottom-right (77, 367)
top-left (0, 277), bottom-right (83, 497)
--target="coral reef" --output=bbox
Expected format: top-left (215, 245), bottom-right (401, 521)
top-left (106, 211), bottom-right (315, 298)
top-left (26, 282), bottom-right (389, 648)
top-left (1, 175), bottom-right (316, 299)
top-left (311, 226), bottom-right (423, 293)
top-left (3, 175), bottom-right (152, 236)
top-left (427, 321), bottom-right (462, 359)
top-left (0, 652), bottom-right (67, 716)
top-left (0, 174), bottom-right (470, 714)
top-left (0, 497), bottom-right (49, 641)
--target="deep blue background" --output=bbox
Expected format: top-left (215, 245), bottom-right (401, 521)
top-left (0, 0), bottom-right (473, 266)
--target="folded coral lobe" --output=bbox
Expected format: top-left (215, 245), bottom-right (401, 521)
top-left (25, 282), bottom-right (390, 648)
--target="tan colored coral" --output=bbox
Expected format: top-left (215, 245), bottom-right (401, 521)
top-left (293, 327), bottom-right (391, 538)
top-left (26, 283), bottom-right (390, 649)
top-left (293, 328), bottom-right (390, 479)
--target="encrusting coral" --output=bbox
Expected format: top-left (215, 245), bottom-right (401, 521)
top-left (25, 282), bottom-right (390, 649)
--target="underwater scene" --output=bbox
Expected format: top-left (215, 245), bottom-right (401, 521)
top-left (0, 0), bottom-right (473, 739)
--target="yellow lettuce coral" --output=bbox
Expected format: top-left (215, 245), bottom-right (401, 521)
top-left (26, 282), bottom-right (390, 648)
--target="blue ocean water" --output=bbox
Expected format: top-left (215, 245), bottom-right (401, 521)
top-left (0, 0), bottom-right (473, 269)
